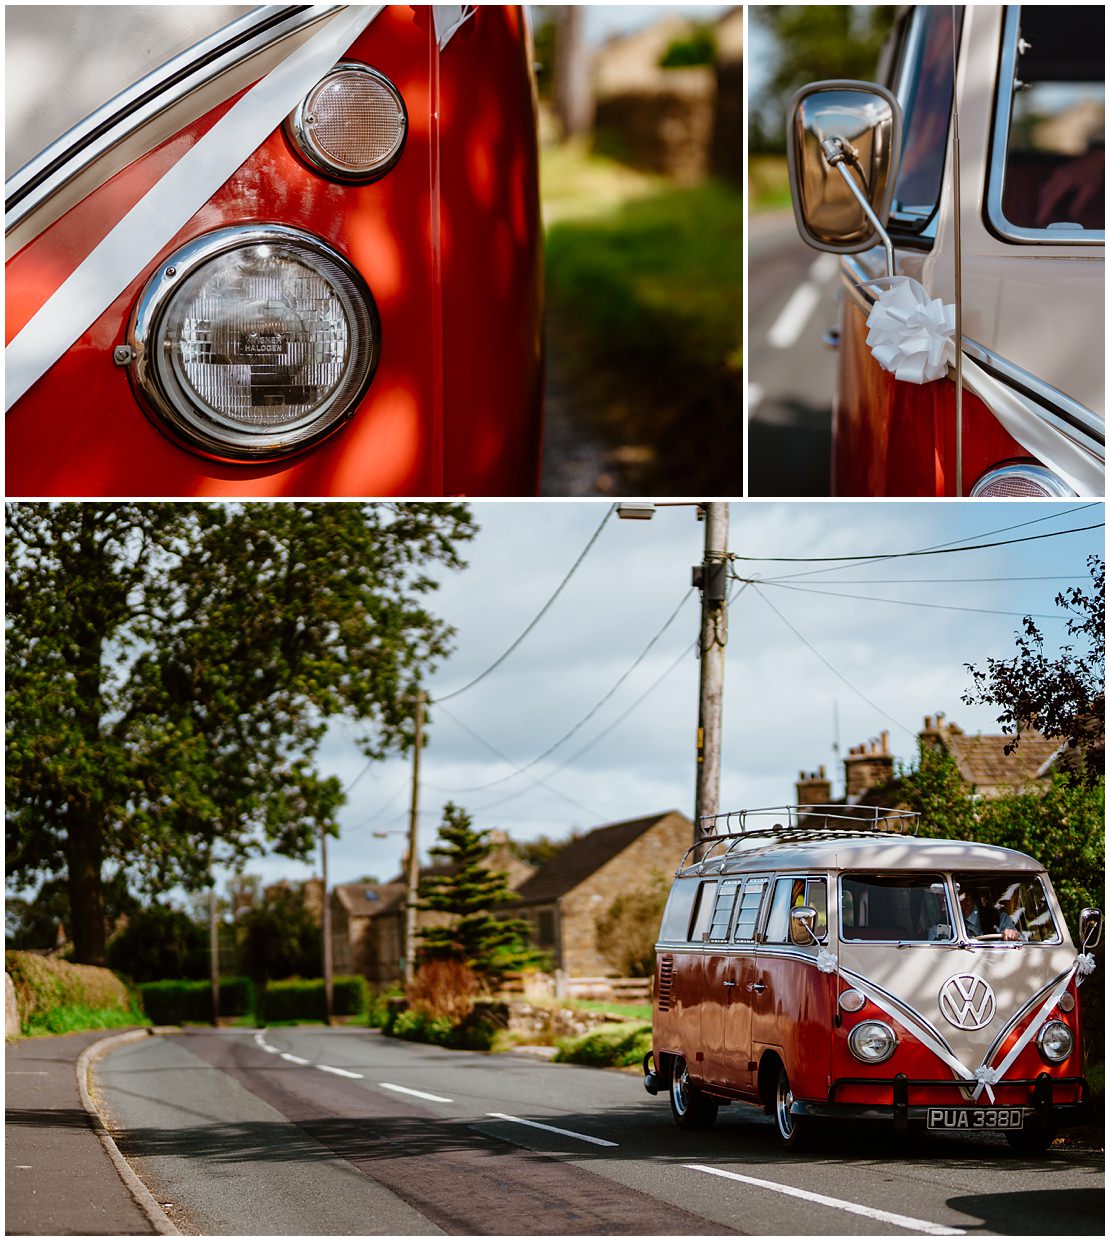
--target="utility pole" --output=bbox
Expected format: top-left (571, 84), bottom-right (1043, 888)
top-left (404, 690), bottom-right (426, 985)
top-left (693, 502), bottom-right (729, 847)
top-left (209, 887), bottom-right (220, 1027)
top-left (321, 823), bottom-right (333, 1025)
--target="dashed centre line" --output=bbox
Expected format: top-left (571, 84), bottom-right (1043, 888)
top-left (685, 1164), bottom-right (965, 1236)
top-left (379, 1082), bottom-right (454, 1103)
top-left (280, 1053), bottom-right (310, 1065)
top-left (318, 1064), bottom-right (363, 1079)
top-left (486, 1112), bottom-right (618, 1147)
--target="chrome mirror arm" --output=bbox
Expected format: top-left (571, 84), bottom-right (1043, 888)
top-left (821, 137), bottom-right (895, 278)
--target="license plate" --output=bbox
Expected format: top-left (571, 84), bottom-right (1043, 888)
top-left (926, 1107), bottom-right (1024, 1130)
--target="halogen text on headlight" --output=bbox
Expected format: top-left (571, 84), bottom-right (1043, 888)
top-left (1036, 1020), bottom-right (1074, 1063)
top-left (286, 61), bottom-right (407, 182)
top-left (126, 226), bottom-right (379, 460)
top-left (848, 1020), bottom-right (897, 1064)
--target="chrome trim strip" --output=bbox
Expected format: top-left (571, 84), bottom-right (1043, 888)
top-left (839, 254), bottom-right (1105, 455)
top-left (5, 5), bottom-right (342, 234)
top-left (985, 6), bottom-right (1104, 247)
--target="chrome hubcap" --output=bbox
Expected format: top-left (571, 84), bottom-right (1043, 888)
top-left (673, 1062), bottom-right (689, 1114)
top-left (776, 1075), bottom-right (795, 1138)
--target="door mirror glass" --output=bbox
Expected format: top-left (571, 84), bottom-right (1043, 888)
top-left (787, 80), bottom-right (903, 253)
top-left (790, 905), bottom-right (819, 945)
top-left (1079, 907), bottom-right (1102, 950)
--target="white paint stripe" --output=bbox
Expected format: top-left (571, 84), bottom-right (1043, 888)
top-left (766, 281), bottom-right (822, 350)
top-left (808, 252), bottom-right (839, 281)
top-left (685, 1165), bottom-right (965, 1236)
top-left (318, 1064), bottom-right (364, 1079)
top-left (259, 1044), bottom-right (280, 1054)
top-left (5, 4), bottom-right (382, 412)
top-left (280, 1053), bottom-right (310, 1065)
top-left (379, 1082), bottom-right (453, 1103)
top-left (486, 1112), bottom-right (618, 1148)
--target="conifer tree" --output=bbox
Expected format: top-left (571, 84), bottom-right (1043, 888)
top-left (417, 803), bottom-right (537, 987)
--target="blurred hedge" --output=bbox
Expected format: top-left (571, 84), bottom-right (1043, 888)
top-left (261, 976), bottom-right (368, 1023)
top-left (139, 977), bottom-right (254, 1025)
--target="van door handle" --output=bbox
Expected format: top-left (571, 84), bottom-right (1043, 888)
top-left (723, 980), bottom-right (736, 988)
top-left (747, 982), bottom-right (766, 993)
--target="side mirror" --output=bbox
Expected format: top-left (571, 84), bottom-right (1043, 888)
top-left (790, 905), bottom-right (819, 945)
top-left (787, 80), bottom-right (903, 257)
top-left (1079, 907), bottom-right (1102, 950)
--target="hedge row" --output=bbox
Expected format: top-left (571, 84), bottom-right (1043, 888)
top-left (6, 950), bottom-right (139, 1035)
top-left (138, 975), bottom-right (370, 1025)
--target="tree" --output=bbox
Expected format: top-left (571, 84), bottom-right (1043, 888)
top-left (595, 871), bottom-right (670, 977)
top-left (417, 803), bottom-right (538, 988)
top-left (236, 881), bottom-right (322, 982)
top-left (107, 903), bottom-right (208, 982)
top-left (963, 556), bottom-right (1104, 775)
top-left (6, 502), bottom-right (474, 965)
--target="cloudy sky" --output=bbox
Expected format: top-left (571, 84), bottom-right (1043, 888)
top-left (234, 499), bottom-right (1103, 893)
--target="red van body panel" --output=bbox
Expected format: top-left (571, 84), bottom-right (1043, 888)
top-left (5, 5), bottom-right (543, 497)
top-left (751, 952), bottom-right (835, 1103)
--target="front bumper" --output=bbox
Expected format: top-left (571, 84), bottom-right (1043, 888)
top-left (794, 1072), bottom-right (1091, 1131)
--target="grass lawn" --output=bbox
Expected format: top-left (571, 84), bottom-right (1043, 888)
top-left (569, 998), bottom-right (653, 1023)
top-left (541, 142), bottom-right (742, 493)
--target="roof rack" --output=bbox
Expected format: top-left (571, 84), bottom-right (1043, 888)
top-left (678, 804), bottom-right (920, 874)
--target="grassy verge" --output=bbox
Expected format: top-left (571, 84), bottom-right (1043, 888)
top-left (749, 154), bottom-right (791, 213)
top-left (22, 1003), bottom-right (146, 1038)
top-left (554, 1021), bottom-right (652, 1068)
top-left (542, 142), bottom-right (742, 493)
top-left (7, 950), bottom-right (141, 1038)
top-left (566, 999), bottom-right (652, 1023)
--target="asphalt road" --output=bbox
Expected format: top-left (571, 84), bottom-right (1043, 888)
top-left (93, 1028), bottom-right (1103, 1236)
top-left (748, 211), bottom-right (840, 497)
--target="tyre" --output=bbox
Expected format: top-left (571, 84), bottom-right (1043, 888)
top-left (669, 1056), bottom-right (719, 1130)
top-left (1005, 1122), bottom-right (1056, 1155)
top-left (773, 1065), bottom-right (812, 1150)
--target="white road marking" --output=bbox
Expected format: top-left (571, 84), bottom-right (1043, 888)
top-left (280, 1053), bottom-right (310, 1065)
top-left (766, 281), bottom-right (822, 349)
top-left (259, 1044), bottom-right (280, 1053)
top-left (318, 1064), bottom-right (364, 1079)
top-left (486, 1112), bottom-right (618, 1148)
top-left (808, 252), bottom-right (839, 281)
top-left (685, 1164), bottom-right (965, 1236)
top-left (748, 382), bottom-right (764, 409)
top-left (379, 1082), bottom-right (453, 1103)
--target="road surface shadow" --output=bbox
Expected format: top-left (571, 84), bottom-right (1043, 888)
top-left (747, 397), bottom-right (832, 496)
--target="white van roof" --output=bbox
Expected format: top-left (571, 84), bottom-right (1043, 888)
top-left (679, 832), bottom-right (1044, 877)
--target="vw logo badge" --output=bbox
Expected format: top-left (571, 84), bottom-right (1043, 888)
top-left (939, 974), bottom-right (996, 1030)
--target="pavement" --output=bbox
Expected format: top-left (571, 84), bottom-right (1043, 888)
top-left (5, 1028), bottom-right (159, 1236)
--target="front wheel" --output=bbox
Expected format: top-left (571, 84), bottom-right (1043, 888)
top-left (669, 1057), bottom-right (718, 1130)
top-left (774, 1066), bottom-right (812, 1150)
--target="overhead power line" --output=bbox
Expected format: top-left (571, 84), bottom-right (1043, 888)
top-left (433, 504), bottom-right (615, 704)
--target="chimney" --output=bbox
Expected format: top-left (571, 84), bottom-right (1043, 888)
top-left (796, 765), bottom-right (832, 805)
top-left (844, 737), bottom-right (895, 799)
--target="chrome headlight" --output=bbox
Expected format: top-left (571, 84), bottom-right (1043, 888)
top-left (848, 1020), bottom-right (897, 1064)
top-left (970, 464), bottom-right (1074, 498)
top-left (286, 62), bottom-right (406, 182)
top-left (1036, 1020), bottom-right (1074, 1063)
top-left (127, 226), bottom-right (379, 461)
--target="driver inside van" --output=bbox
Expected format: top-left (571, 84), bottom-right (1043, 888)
top-left (957, 884), bottom-right (1021, 941)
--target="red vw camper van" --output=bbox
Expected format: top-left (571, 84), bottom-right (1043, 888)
top-left (5, 5), bottom-right (543, 497)
top-left (644, 807), bottom-right (1099, 1153)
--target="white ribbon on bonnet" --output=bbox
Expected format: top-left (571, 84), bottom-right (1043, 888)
top-left (862, 276), bottom-right (1103, 497)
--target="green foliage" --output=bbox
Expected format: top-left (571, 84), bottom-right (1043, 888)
top-left (261, 976), bottom-right (368, 1022)
top-left (138, 977), bottom-right (254, 1025)
top-left (6, 502), bottom-right (474, 966)
top-left (659, 28), bottom-right (716, 68)
top-left (23, 1004), bottom-right (145, 1038)
top-left (554, 1021), bottom-right (653, 1067)
top-left (107, 903), bottom-right (207, 982)
top-left (367, 986), bottom-right (403, 1028)
top-left (595, 871), bottom-right (669, 977)
top-left (511, 832), bottom-right (579, 868)
top-left (382, 1004), bottom-right (498, 1051)
top-left (570, 999), bottom-right (654, 1023)
top-left (6, 874), bottom-right (137, 952)
top-left (236, 882), bottom-right (322, 982)
top-left (417, 803), bottom-right (540, 987)
top-left (6, 951), bottom-right (135, 1035)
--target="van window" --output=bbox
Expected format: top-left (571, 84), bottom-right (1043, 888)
top-left (765, 876), bottom-right (829, 944)
top-left (952, 873), bottom-right (1061, 943)
top-left (841, 873), bottom-right (952, 942)
top-left (733, 877), bottom-right (769, 943)
top-left (999, 6), bottom-right (1104, 232)
top-left (708, 879), bottom-right (739, 942)
top-left (658, 878), bottom-right (701, 942)
top-left (689, 880), bottom-right (717, 941)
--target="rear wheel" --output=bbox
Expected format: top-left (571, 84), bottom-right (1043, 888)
top-left (669, 1057), bottom-right (718, 1130)
top-left (774, 1065), bottom-right (811, 1150)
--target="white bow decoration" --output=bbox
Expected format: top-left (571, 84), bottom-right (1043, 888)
top-left (815, 948), bottom-right (838, 974)
top-left (864, 276), bottom-right (955, 384)
top-left (1077, 952), bottom-right (1096, 978)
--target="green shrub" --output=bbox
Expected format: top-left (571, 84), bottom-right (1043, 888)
top-left (367, 987), bottom-right (402, 1027)
top-left (6, 950), bottom-right (136, 1035)
top-left (139, 977), bottom-right (253, 1025)
top-left (659, 28), bottom-right (716, 68)
top-left (382, 1002), bottom-right (497, 1050)
top-left (333, 975), bottom-right (369, 1017)
top-left (261, 976), bottom-right (368, 1023)
top-left (554, 1021), bottom-right (653, 1068)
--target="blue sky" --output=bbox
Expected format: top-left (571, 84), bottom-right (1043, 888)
top-left (228, 499), bottom-right (1103, 893)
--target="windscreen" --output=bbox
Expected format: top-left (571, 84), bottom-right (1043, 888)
top-left (840, 873), bottom-right (953, 942)
top-left (952, 874), bottom-right (1061, 943)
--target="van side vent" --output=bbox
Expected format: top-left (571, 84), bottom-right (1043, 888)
top-left (657, 954), bottom-right (674, 1012)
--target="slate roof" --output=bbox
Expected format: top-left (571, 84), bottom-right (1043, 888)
top-left (513, 810), bottom-right (689, 906)
top-left (945, 732), bottom-right (1059, 788)
top-left (334, 881), bottom-right (405, 917)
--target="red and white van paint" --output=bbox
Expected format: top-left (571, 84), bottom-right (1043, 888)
top-left (5, 5), bottom-right (543, 497)
top-left (788, 5), bottom-right (1104, 497)
top-left (644, 808), bottom-right (1098, 1152)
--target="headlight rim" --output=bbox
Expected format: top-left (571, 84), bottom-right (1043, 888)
top-left (285, 60), bottom-right (408, 184)
top-left (126, 223), bottom-right (380, 463)
top-left (847, 1018), bottom-right (898, 1064)
top-left (1036, 1019), bottom-right (1074, 1064)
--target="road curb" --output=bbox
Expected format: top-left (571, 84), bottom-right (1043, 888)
top-left (76, 1027), bottom-right (181, 1236)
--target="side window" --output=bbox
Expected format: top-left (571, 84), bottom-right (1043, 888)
top-left (658, 878), bottom-right (699, 942)
top-left (764, 877), bottom-right (828, 944)
top-left (690, 880), bottom-right (718, 941)
top-left (708, 880), bottom-right (739, 942)
top-left (733, 877), bottom-right (769, 943)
